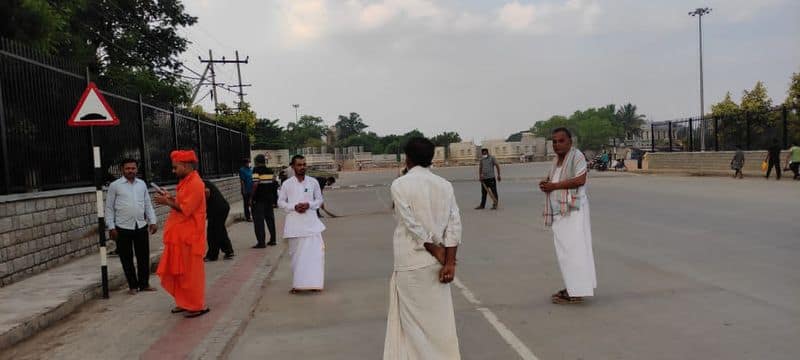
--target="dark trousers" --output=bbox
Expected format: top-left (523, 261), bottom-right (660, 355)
top-left (790, 162), bottom-right (799, 179)
top-left (117, 227), bottom-right (150, 291)
top-left (242, 192), bottom-right (252, 220)
top-left (479, 178), bottom-right (499, 207)
top-left (252, 200), bottom-right (276, 245)
top-left (766, 158), bottom-right (781, 179)
top-left (206, 208), bottom-right (233, 259)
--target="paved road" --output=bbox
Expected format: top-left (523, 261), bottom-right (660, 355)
top-left (6, 163), bottom-right (800, 359)
top-left (232, 165), bottom-right (800, 360)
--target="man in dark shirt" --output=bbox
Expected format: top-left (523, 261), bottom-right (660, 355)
top-left (203, 180), bottom-right (233, 261)
top-left (250, 154), bottom-right (278, 247)
top-left (766, 140), bottom-right (782, 180)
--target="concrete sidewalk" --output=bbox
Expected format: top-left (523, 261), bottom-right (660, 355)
top-left (0, 201), bottom-right (254, 352)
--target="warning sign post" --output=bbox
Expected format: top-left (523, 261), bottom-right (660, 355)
top-left (68, 82), bottom-right (118, 298)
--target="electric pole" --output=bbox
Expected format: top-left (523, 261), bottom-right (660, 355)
top-left (690, 7), bottom-right (711, 151)
top-left (199, 50), bottom-right (250, 113)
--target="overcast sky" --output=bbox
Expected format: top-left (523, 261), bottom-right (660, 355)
top-left (179, 0), bottom-right (800, 143)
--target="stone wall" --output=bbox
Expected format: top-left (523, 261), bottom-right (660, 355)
top-left (0, 176), bottom-right (241, 287)
top-left (643, 150), bottom-right (791, 176)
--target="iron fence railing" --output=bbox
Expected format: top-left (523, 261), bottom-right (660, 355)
top-left (0, 38), bottom-right (250, 194)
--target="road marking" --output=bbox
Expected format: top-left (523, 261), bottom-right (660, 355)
top-left (453, 278), bottom-right (540, 360)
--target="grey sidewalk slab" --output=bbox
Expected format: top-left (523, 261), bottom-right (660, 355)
top-left (0, 201), bottom-right (245, 351)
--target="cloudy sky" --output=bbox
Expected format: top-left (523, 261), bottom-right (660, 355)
top-left (179, 0), bottom-right (800, 142)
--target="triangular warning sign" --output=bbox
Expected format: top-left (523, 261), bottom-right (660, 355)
top-left (67, 82), bottom-right (120, 127)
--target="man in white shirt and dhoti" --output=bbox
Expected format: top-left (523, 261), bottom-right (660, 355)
top-left (384, 137), bottom-right (462, 360)
top-left (539, 127), bottom-right (597, 304)
top-left (278, 155), bottom-right (326, 293)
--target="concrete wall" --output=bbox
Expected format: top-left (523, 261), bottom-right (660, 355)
top-left (643, 150), bottom-right (791, 176)
top-left (0, 177), bottom-right (241, 287)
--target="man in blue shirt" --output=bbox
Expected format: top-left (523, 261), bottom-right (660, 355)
top-left (105, 159), bottom-right (158, 294)
top-left (239, 158), bottom-right (254, 221)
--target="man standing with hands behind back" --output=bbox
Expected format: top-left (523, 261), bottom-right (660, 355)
top-left (105, 159), bottom-right (158, 295)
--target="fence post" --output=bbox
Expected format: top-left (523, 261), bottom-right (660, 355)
top-left (171, 106), bottom-right (178, 149)
top-left (714, 116), bottom-right (719, 151)
top-left (137, 94), bottom-right (149, 182)
top-left (214, 122), bottom-right (221, 176)
top-left (688, 118), bottom-right (693, 151)
top-left (668, 121), bottom-right (673, 152)
top-left (650, 123), bottom-right (655, 152)
top-left (230, 129), bottom-right (235, 173)
top-left (196, 115), bottom-right (203, 175)
top-left (782, 105), bottom-right (788, 148)
top-left (0, 71), bottom-right (11, 194)
top-left (745, 113), bottom-right (751, 150)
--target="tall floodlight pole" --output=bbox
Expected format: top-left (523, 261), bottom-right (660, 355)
top-left (292, 104), bottom-right (300, 122)
top-left (690, 7), bottom-right (711, 151)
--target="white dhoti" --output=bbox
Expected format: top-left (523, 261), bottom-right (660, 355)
top-left (552, 196), bottom-right (597, 297)
top-left (288, 233), bottom-right (325, 290)
top-left (384, 264), bottom-right (460, 360)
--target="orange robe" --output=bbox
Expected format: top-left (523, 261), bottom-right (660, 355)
top-left (157, 170), bottom-right (207, 311)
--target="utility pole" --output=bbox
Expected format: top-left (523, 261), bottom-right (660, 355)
top-left (200, 50), bottom-right (250, 113)
top-left (690, 7), bottom-right (711, 151)
top-left (293, 104), bottom-right (300, 122)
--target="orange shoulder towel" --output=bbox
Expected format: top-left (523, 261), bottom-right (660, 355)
top-left (157, 170), bottom-right (207, 311)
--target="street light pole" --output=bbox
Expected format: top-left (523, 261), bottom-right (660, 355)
top-left (690, 7), bottom-right (711, 151)
top-left (292, 104), bottom-right (299, 122)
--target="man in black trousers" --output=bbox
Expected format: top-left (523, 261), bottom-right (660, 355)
top-left (203, 180), bottom-right (234, 261)
top-left (250, 154), bottom-right (278, 247)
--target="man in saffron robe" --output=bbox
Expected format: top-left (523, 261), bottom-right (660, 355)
top-left (154, 150), bottom-right (210, 318)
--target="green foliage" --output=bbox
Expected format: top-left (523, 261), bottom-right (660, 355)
top-left (1, 0), bottom-right (197, 104)
top-left (216, 103), bottom-right (257, 137)
top-left (338, 132), bottom-right (384, 153)
top-left (711, 92), bottom-right (740, 117)
top-left (335, 112), bottom-right (368, 142)
top-left (253, 118), bottom-right (286, 150)
top-left (614, 103), bottom-right (647, 138)
top-left (285, 115), bottom-right (328, 150)
top-left (430, 131), bottom-right (461, 147)
top-left (786, 72), bottom-right (800, 109)
top-left (531, 115), bottom-right (570, 138)
top-left (529, 106), bottom-right (620, 151)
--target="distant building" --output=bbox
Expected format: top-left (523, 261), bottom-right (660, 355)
top-left (449, 141), bottom-right (480, 165)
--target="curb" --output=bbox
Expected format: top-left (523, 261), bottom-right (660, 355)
top-left (0, 212), bottom-right (243, 352)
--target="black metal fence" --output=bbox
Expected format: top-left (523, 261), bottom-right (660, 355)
top-left (649, 106), bottom-right (799, 152)
top-left (0, 38), bottom-right (250, 195)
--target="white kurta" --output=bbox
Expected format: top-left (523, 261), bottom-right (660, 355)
top-left (551, 168), bottom-right (597, 297)
top-left (385, 166), bottom-right (462, 360)
top-left (278, 176), bottom-right (326, 290)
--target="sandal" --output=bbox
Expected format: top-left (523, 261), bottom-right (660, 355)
top-left (552, 291), bottom-right (584, 305)
top-left (184, 308), bottom-right (210, 318)
top-left (170, 307), bottom-right (186, 314)
top-left (551, 289), bottom-right (567, 299)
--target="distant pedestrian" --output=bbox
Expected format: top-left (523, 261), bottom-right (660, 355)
top-left (238, 158), bottom-right (253, 221)
top-left (250, 154), bottom-right (278, 248)
top-left (315, 176), bottom-right (336, 218)
top-left (203, 180), bottom-right (233, 261)
top-left (731, 145), bottom-right (745, 179)
top-left (384, 137), bottom-right (462, 359)
top-left (788, 142), bottom-right (800, 180)
top-left (475, 148), bottom-right (501, 210)
top-left (105, 159), bottom-right (158, 295)
top-left (765, 140), bottom-right (782, 180)
top-left (154, 150), bottom-right (209, 318)
top-left (278, 155), bottom-right (326, 293)
top-left (540, 127), bottom-right (597, 304)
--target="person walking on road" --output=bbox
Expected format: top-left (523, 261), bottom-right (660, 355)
top-left (384, 137), bottom-right (462, 360)
top-left (105, 159), bottom-right (158, 295)
top-left (250, 154), bottom-right (278, 248)
top-left (540, 128), bottom-right (597, 305)
top-left (787, 142), bottom-right (800, 180)
top-left (238, 158), bottom-right (253, 222)
top-left (475, 148), bottom-right (501, 210)
top-left (154, 150), bottom-right (210, 318)
top-left (203, 180), bottom-right (234, 261)
top-left (731, 145), bottom-right (745, 179)
top-left (278, 155), bottom-right (326, 293)
top-left (765, 140), bottom-right (782, 180)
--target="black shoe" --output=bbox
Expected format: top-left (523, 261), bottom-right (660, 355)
top-left (204, 257), bottom-right (218, 262)
top-left (474, 206), bottom-right (485, 210)
top-left (252, 244), bottom-right (267, 249)
top-left (223, 253), bottom-right (234, 260)
top-left (267, 241), bottom-right (277, 246)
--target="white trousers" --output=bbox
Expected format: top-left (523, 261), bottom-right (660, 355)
top-left (288, 233), bottom-right (325, 290)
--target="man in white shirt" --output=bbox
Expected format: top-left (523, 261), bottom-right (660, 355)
top-left (384, 137), bottom-right (462, 360)
top-left (278, 155), bottom-right (326, 293)
top-left (105, 159), bottom-right (158, 295)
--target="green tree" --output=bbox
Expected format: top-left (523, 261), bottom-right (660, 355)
top-left (740, 81), bottom-right (776, 148)
top-left (711, 92), bottom-right (740, 117)
top-left (285, 115), bottom-right (327, 150)
top-left (430, 131), bottom-right (461, 158)
top-left (252, 118), bottom-right (286, 150)
top-left (711, 92), bottom-right (743, 149)
top-left (785, 72), bottom-right (800, 145)
top-left (531, 115), bottom-right (571, 138)
top-left (615, 103), bottom-right (646, 138)
top-left (338, 132), bottom-right (384, 153)
top-left (1, 0), bottom-right (197, 104)
top-left (335, 112), bottom-right (368, 142)
top-left (216, 102), bottom-right (257, 138)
